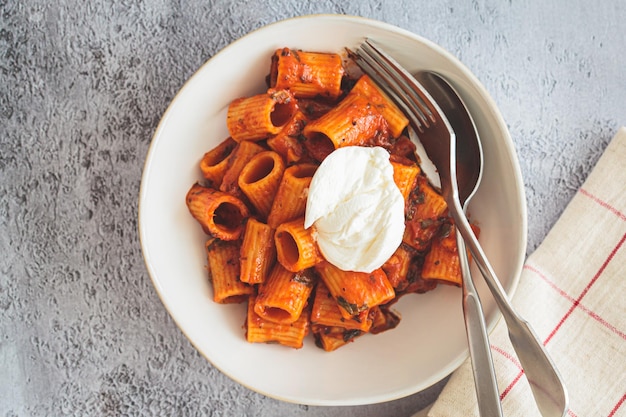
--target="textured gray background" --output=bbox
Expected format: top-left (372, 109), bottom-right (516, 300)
top-left (1, 1), bottom-right (624, 416)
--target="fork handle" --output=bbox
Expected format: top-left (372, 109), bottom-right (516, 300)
top-left (452, 209), bottom-right (568, 417)
top-left (458, 232), bottom-right (504, 417)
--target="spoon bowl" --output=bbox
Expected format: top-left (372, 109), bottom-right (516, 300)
top-left (415, 72), bottom-right (483, 204)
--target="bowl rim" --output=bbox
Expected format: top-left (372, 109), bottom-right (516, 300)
top-left (138, 13), bottom-right (528, 405)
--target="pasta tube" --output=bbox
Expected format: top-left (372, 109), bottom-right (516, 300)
top-left (350, 74), bottom-right (409, 138)
top-left (312, 324), bottom-right (364, 352)
top-left (254, 264), bottom-right (316, 324)
top-left (422, 223), bottom-right (480, 287)
top-left (185, 183), bottom-right (249, 240)
top-left (240, 218), bottom-right (276, 284)
top-left (199, 137), bottom-right (237, 187)
top-left (275, 217), bottom-right (323, 272)
top-left (369, 306), bottom-right (401, 334)
top-left (266, 110), bottom-right (308, 163)
top-left (314, 262), bottom-right (395, 320)
top-left (237, 150), bottom-right (285, 219)
top-left (226, 89), bottom-right (297, 142)
top-left (381, 243), bottom-right (416, 291)
top-left (421, 223), bottom-right (461, 286)
top-left (390, 157), bottom-right (421, 204)
top-left (302, 92), bottom-right (391, 151)
top-left (267, 163), bottom-right (317, 229)
top-left (206, 239), bottom-right (253, 303)
top-left (269, 47), bottom-right (344, 100)
top-left (246, 295), bottom-right (310, 349)
top-left (311, 281), bottom-right (373, 332)
top-left (220, 140), bottom-right (265, 199)
top-left (403, 175), bottom-right (449, 251)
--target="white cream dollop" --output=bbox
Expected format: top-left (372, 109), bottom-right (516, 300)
top-left (304, 146), bottom-right (405, 273)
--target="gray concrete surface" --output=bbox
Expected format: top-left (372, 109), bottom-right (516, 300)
top-left (1, 1), bottom-right (624, 416)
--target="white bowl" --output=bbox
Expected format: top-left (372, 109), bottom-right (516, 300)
top-left (138, 14), bottom-right (527, 406)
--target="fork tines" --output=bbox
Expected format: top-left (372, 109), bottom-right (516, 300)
top-left (352, 39), bottom-right (436, 133)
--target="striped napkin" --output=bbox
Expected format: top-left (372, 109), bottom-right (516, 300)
top-left (415, 127), bottom-right (626, 417)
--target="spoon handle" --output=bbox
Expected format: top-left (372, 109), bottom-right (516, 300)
top-left (457, 232), bottom-right (503, 417)
top-left (453, 211), bottom-right (569, 417)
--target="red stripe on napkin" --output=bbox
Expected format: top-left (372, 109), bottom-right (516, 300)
top-left (579, 188), bottom-right (626, 221)
top-left (608, 393), bottom-right (625, 417)
top-left (501, 182), bottom-right (626, 406)
top-left (525, 264), bottom-right (626, 340)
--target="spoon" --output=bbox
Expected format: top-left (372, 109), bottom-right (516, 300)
top-left (414, 71), bottom-right (568, 417)
top-left (415, 71), bottom-right (503, 417)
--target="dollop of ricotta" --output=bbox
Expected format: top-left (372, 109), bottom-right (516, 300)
top-left (304, 146), bottom-right (405, 273)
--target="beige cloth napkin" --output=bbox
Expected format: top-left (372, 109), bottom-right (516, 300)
top-left (415, 127), bottom-right (626, 417)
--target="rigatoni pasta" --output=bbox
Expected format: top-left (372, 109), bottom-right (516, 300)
top-left (254, 264), bottom-right (316, 323)
top-left (226, 89), bottom-right (297, 142)
top-left (199, 137), bottom-right (237, 186)
top-left (381, 242), bottom-right (416, 291)
top-left (275, 217), bottom-right (323, 272)
top-left (266, 109), bottom-right (308, 163)
top-left (302, 92), bottom-right (391, 150)
top-left (422, 223), bottom-right (480, 287)
top-left (184, 46), bottom-right (480, 351)
top-left (219, 140), bottom-right (266, 198)
top-left (403, 175), bottom-right (449, 251)
top-left (315, 261), bottom-right (395, 319)
top-left (246, 295), bottom-right (310, 349)
top-left (349, 74), bottom-right (409, 138)
top-left (240, 218), bottom-right (275, 284)
top-left (390, 157), bottom-right (421, 204)
top-left (267, 163), bottom-right (317, 229)
top-left (186, 183), bottom-right (249, 240)
top-left (206, 239), bottom-right (253, 303)
top-left (311, 324), bottom-right (364, 352)
top-left (311, 281), bottom-right (373, 332)
top-left (269, 47), bottom-right (344, 100)
top-left (238, 150), bottom-right (285, 219)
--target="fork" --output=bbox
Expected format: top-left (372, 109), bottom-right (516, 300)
top-left (353, 39), bottom-right (568, 417)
